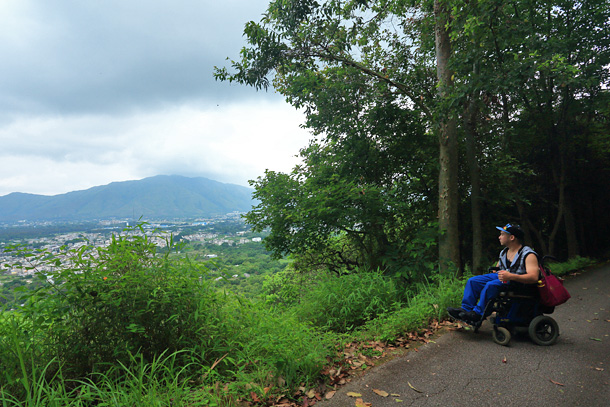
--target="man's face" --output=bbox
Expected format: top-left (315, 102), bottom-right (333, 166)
top-left (499, 231), bottom-right (512, 246)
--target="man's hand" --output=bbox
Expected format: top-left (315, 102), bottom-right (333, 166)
top-left (497, 270), bottom-right (511, 282)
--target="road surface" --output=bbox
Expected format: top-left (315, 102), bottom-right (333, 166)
top-left (320, 263), bottom-right (610, 406)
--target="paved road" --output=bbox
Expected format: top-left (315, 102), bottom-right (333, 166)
top-left (321, 263), bottom-right (610, 407)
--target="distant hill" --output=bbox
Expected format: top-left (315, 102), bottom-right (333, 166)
top-left (0, 175), bottom-right (255, 222)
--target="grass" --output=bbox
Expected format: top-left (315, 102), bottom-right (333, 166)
top-left (0, 255), bottom-right (601, 406)
top-left (545, 255), bottom-right (597, 277)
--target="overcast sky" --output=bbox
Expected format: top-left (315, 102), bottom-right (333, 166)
top-left (0, 0), bottom-right (311, 197)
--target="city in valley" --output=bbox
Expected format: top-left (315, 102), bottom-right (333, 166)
top-left (0, 213), bottom-right (269, 281)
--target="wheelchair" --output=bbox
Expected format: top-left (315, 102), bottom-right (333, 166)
top-left (470, 262), bottom-right (560, 346)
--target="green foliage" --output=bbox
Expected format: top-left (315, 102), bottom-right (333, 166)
top-left (1, 229), bottom-right (601, 406)
top-left (7, 229), bottom-right (219, 380)
top-left (0, 226), bottom-right (331, 405)
top-left (220, 0), bottom-right (610, 272)
top-left (544, 256), bottom-right (597, 277)
top-left (223, 300), bottom-right (330, 389)
top-left (361, 275), bottom-right (465, 342)
top-left (294, 269), bottom-right (403, 333)
top-left (261, 266), bottom-right (318, 307)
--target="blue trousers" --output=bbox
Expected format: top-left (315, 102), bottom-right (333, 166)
top-left (461, 273), bottom-right (506, 315)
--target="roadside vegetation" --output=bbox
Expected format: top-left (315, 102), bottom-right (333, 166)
top-left (0, 225), bottom-right (598, 406)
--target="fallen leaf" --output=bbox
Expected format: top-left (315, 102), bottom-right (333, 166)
top-left (407, 382), bottom-right (423, 393)
top-left (595, 368), bottom-right (605, 371)
top-left (502, 356), bottom-right (507, 363)
top-left (590, 337), bottom-right (602, 342)
top-left (391, 393), bottom-right (400, 397)
top-left (355, 398), bottom-right (372, 407)
top-left (250, 391), bottom-right (260, 402)
top-left (325, 391), bottom-right (336, 400)
top-left (306, 389), bottom-right (316, 399)
top-left (373, 389), bottom-right (389, 397)
top-left (347, 392), bottom-right (363, 398)
top-left (395, 399), bottom-right (403, 403)
top-left (550, 379), bottom-right (564, 386)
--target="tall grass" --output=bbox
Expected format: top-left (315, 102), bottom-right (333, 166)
top-left (360, 275), bottom-right (464, 342)
top-left (545, 255), bottom-right (596, 276)
top-left (1, 228), bottom-right (597, 406)
top-left (294, 270), bottom-right (403, 333)
top-left (0, 229), bottom-right (331, 406)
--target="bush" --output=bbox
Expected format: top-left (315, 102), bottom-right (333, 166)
top-left (0, 226), bottom-right (331, 405)
top-left (361, 275), bottom-right (465, 342)
top-left (5, 228), bottom-right (228, 380)
top-left (218, 299), bottom-right (330, 389)
top-left (545, 256), bottom-right (596, 276)
top-left (261, 266), bottom-right (319, 307)
top-left (294, 270), bottom-right (402, 333)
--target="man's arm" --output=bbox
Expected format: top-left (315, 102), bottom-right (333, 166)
top-left (498, 254), bottom-right (539, 284)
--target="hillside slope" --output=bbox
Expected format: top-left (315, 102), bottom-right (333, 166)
top-left (0, 175), bottom-right (255, 221)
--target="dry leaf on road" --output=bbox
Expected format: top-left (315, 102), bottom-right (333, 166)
top-left (355, 398), bottom-right (372, 407)
top-left (373, 389), bottom-right (389, 397)
top-left (550, 379), bottom-right (565, 386)
top-left (407, 382), bottom-right (423, 393)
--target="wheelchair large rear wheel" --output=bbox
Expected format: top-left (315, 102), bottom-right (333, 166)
top-left (528, 315), bottom-right (559, 346)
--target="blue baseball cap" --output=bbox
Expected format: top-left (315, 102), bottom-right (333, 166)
top-left (496, 223), bottom-right (524, 240)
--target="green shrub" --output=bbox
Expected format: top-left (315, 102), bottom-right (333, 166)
top-left (5, 227), bottom-right (227, 380)
top-left (545, 256), bottom-right (596, 276)
top-left (294, 270), bottom-right (402, 333)
top-left (261, 266), bottom-right (319, 307)
top-left (1, 226), bottom-right (332, 405)
top-left (361, 275), bottom-right (464, 342)
top-left (228, 300), bottom-right (330, 388)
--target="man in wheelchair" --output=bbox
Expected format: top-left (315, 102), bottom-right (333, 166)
top-left (447, 223), bottom-right (540, 324)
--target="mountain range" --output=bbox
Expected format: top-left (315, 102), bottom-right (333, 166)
top-left (0, 175), bottom-right (256, 222)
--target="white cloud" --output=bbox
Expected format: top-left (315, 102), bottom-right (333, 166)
top-left (0, 101), bottom-right (310, 196)
top-left (0, 0), bottom-right (310, 198)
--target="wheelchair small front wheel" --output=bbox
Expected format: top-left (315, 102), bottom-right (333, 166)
top-left (493, 326), bottom-right (511, 346)
top-left (528, 315), bottom-right (559, 346)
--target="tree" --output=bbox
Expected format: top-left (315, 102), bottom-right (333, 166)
top-left (449, 0), bottom-right (610, 258)
top-left (216, 0), bottom-right (610, 275)
top-left (216, 0), bottom-right (463, 274)
top-left (434, 0), bottom-right (460, 272)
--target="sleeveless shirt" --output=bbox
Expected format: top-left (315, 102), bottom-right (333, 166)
top-left (499, 246), bottom-right (537, 275)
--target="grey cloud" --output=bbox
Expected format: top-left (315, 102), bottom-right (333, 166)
top-left (0, 0), bottom-right (277, 118)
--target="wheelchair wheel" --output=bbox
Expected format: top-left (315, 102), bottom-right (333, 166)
top-left (492, 326), bottom-right (511, 346)
top-left (528, 315), bottom-right (559, 346)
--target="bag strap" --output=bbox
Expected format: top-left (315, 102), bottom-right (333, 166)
top-left (536, 254), bottom-right (551, 280)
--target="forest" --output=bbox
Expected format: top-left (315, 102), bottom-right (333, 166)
top-left (1, 1), bottom-right (609, 406)
top-left (216, 0), bottom-right (610, 277)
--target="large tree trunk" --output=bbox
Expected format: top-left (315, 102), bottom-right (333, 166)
top-left (464, 97), bottom-right (483, 274)
top-left (435, 0), bottom-right (461, 274)
top-left (564, 194), bottom-right (580, 258)
top-left (517, 201), bottom-right (548, 255)
top-left (548, 161), bottom-right (566, 256)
